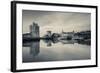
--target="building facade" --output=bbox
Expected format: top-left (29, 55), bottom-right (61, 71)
top-left (60, 30), bottom-right (74, 40)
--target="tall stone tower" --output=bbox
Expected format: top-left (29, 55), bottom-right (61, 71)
top-left (30, 22), bottom-right (39, 38)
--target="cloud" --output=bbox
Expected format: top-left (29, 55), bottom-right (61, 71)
top-left (22, 10), bottom-right (91, 36)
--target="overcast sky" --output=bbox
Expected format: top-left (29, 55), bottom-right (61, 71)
top-left (22, 10), bottom-right (91, 37)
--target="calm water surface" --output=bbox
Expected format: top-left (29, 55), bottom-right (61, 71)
top-left (22, 40), bottom-right (91, 63)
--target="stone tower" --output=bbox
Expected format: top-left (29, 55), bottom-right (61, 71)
top-left (30, 22), bottom-right (39, 38)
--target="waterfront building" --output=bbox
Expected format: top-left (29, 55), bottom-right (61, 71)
top-left (60, 30), bottom-right (75, 40)
top-left (47, 31), bottom-right (52, 37)
top-left (30, 22), bottom-right (40, 38)
top-left (43, 31), bottom-right (52, 38)
top-left (23, 33), bottom-right (31, 39)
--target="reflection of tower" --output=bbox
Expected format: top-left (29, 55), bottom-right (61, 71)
top-left (30, 22), bottom-right (39, 38)
top-left (43, 39), bottom-right (52, 47)
top-left (30, 41), bottom-right (40, 56)
top-left (47, 41), bottom-right (52, 46)
top-left (23, 41), bottom-right (40, 57)
top-left (47, 40), bottom-right (52, 46)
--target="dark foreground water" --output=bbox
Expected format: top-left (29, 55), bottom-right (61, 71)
top-left (22, 39), bottom-right (91, 63)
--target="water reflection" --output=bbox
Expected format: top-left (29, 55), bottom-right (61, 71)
top-left (42, 38), bottom-right (90, 46)
top-left (23, 39), bottom-right (91, 63)
top-left (23, 41), bottom-right (40, 57)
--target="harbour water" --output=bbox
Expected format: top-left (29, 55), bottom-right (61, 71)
top-left (22, 39), bottom-right (91, 63)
